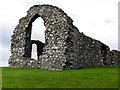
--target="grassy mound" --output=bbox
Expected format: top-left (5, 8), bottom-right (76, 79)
top-left (2, 67), bottom-right (118, 88)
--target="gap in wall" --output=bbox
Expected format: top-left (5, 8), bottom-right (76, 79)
top-left (31, 17), bottom-right (45, 59)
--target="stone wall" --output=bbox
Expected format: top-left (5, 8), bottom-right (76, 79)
top-left (9, 4), bottom-right (120, 70)
top-left (64, 26), bottom-right (111, 69)
top-left (110, 50), bottom-right (120, 66)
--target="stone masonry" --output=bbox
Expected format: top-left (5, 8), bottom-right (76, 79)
top-left (9, 4), bottom-right (120, 70)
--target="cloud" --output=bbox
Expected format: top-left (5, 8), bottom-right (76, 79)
top-left (1, 25), bottom-right (12, 48)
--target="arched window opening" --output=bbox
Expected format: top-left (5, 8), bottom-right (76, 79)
top-left (31, 17), bottom-right (45, 43)
top-left (31, 17), bottom-right (45, 60)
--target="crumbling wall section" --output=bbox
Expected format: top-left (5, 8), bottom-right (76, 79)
top-left (64, 24), bottom-right (111, 69)
top-left (110, 50), bottom-right (120, 66)
top-left (77, 34), bottom-right (111, 68)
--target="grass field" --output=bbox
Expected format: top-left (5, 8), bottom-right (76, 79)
top-left (1, 67), bottom-right (118, 88)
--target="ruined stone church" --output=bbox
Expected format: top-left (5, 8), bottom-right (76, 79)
top-left (9, 5), bottom-right (120, 70)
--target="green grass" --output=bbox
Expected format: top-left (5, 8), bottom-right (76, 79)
top-left (1, 67), bottom-right (118, 88)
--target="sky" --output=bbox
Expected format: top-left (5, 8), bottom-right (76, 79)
top-left (0, 0), bottom-right (119, 67)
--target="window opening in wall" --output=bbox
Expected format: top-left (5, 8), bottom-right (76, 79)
top-left (31, 44), bottom-right (37, 60)
top-left (31, 17), bottom-right (45, 59)
top-left (31, 17), bottom-right (45, 43)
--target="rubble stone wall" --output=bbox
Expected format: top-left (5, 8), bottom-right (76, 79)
top-left (110, 50), bottom-right (120, 66)
top-left (9, 4), bottom-right (120, 70)
top-left (64, 24), bottom-right (112, 69)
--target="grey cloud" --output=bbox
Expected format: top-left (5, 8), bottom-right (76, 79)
top-left (1, 46), bottom-right (10, 67)
top-left (2, 26), bottom-right (13, 48)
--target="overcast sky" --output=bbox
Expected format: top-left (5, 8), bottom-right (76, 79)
top-left (0, 0), bottom-right (119, 66)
